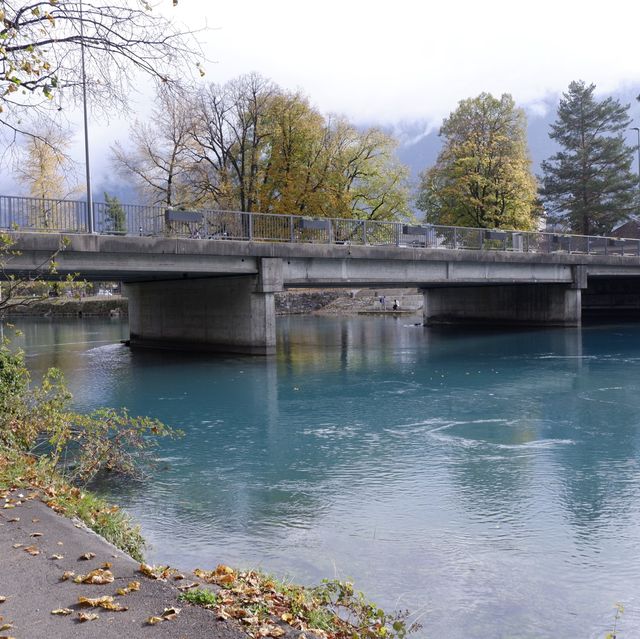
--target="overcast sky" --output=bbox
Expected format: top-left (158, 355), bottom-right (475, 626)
top-left (169, 0), bottom-right (640, 126)
top-left (6, 0), bottom-right (640, 194)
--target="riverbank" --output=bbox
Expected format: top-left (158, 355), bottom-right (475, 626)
top-left (0, 486), bottom-right (248, 639)
top-left (0, 453), bottom-right (413, 639)
top-left (3, 289), bottom-right (423, 319)
top-left (4, 296), bottom-right (127, 318)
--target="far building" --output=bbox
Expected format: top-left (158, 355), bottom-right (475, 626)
top-left (610, 219), bottom-right (640, 239)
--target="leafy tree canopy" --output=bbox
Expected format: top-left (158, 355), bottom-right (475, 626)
top-left (416, 92), bottom-right (540, 230)
top-left (113, 74), bottom-right (411, 221)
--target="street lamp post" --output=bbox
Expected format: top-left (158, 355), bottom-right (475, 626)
top-left (631, 127), bottom-right (640, 189)
top-left (79, 0), bottom-right (94, 233)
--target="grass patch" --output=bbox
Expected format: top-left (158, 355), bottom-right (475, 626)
top-left (0, 448), bottom-right (146, 561)
top-left (178, 588), bottom-right (218, 607)
top-left (192, 565), bottom-right (420, 638)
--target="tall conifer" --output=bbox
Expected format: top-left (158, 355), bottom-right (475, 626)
top-left (540, 81), bottom-right (637, 235)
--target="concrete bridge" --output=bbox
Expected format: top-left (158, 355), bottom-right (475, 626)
top-left (4, 228), bottom-right (640, 354)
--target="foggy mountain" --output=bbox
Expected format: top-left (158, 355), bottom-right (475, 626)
top-left (395, 85), bottom-right (640, 186)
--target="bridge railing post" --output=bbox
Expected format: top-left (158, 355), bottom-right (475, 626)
top-left (453, 228), bottom-right (458, 250)
top-left (363, 220), bottom-right (368, 245)
top-left (289, 215), bottom-right (295, 242)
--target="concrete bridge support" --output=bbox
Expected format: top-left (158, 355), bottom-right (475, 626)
top-left (123, 258), bottom-right (283, 355)
top-left (422, 284), bottom-right (582, 327)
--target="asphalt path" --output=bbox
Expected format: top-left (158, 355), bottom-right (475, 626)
top-left (0, 490), bottom-right (248, 639)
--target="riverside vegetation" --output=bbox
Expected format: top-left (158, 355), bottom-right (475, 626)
top-left (0, 339), bottom-right (417, 638)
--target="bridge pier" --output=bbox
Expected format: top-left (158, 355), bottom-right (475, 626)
top-left (123, 258), bottom-right (283, 355)
top-left (422, 284), bottom-right (582, 327)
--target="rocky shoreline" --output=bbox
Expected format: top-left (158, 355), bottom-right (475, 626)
top-left (3, 289), bottom-right (424, 319)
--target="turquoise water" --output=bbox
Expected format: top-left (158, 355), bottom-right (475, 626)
top-left (11, 316), bottom-right (640, 638)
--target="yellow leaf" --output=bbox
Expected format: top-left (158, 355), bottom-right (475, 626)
top-left (75, 568), bottom-right (114, 584)
top-left (146, 616), bottom-right (163, 625)
top-left (78, 595), bottom-right (114, 607)
top-left (23, 545), bottom-right (40, 555)
top-left (51, 609), bottom-right (73, 616)
top-left (77, 612), bottom-right (99, 622)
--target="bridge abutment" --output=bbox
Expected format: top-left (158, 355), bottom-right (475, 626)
top-left (123, 258), bottom-right (283, 355)
top-left (422, 284), bottom-right (582, 327)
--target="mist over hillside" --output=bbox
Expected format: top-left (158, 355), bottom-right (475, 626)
top-left (395, 85), bottom-right (640, 184)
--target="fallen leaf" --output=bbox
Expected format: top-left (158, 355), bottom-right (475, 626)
top-left (77, 612), bottom-right (99, 622)
top-left (127, 581), bottom-right (140, 591)
top-left (7, 518), bottom-right (18, 523)
top-left (0, 597), bottom-right (5, 603)
top-left (79, 552), bottom-right (96, 561)
top-left (50, 554), bottom-right (64, 560)
top-left (146, 616), bottom-right (163, 625)
top-left (51, 608), bottom-right (73, 615)
top-left (162, 607), bottom-right (180, 620)
top-left (173, 573), bottom-right (185, 580)
top-left (74, 568), bottom-right (114, 585)
top-left (138, 563), bottom-right (171, 580)
top-left (101, 562), bottom-right (112, 569)
top-left (78, 595), bottom-right (127, 611)
top-left (23, 545), bottom-right (40, 556)
top-left (11, 544), bottom-right (22, 549)
top-left (0, 624), bottom-right (12, 631)
top-left (61, 571), bottom-right (75, 581)
top-left (176, 582), bottom-right (198, 591)
top-left (32, 518), bottom-right (40, 523)
top-left (30, 532), bottom-right (43, 537)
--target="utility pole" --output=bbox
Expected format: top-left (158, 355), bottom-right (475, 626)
top-left (79, 0), bottom-right (94, 233)
top-left (631, 127), bottom-right (640, 187)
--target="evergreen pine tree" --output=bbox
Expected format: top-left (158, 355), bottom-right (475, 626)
top-left (104, 193), bottom-right (127, 233)
top-left (540, 81), bottom-right (637, 236)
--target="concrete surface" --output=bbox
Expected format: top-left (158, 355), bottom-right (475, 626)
top-left (0, 491), bottom-right (247, 639)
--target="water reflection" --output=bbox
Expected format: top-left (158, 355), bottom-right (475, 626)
top-left (9, 316), bottom-right (640, 639)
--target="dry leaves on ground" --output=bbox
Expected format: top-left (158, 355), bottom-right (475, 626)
top-left (73, 568), bottom-right (114, 585)
top-left (78, 595), bottom-right (127, 612)
top-left (77, 612), bottom-right (99, 622)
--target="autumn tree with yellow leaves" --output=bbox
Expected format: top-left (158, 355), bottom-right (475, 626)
top-left (114, 74), bottom-right (410, 221)
top-left (417, 93), bottom-right (540, 230)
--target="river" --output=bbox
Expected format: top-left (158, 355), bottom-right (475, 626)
top-left (10, 315), bottom-right (640, 638)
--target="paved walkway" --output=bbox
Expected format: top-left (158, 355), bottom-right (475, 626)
top-left (0, 490), bottom-right (246, 639)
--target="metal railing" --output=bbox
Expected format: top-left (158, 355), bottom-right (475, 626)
top-left (1, 194), bottom-right (639, 257)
